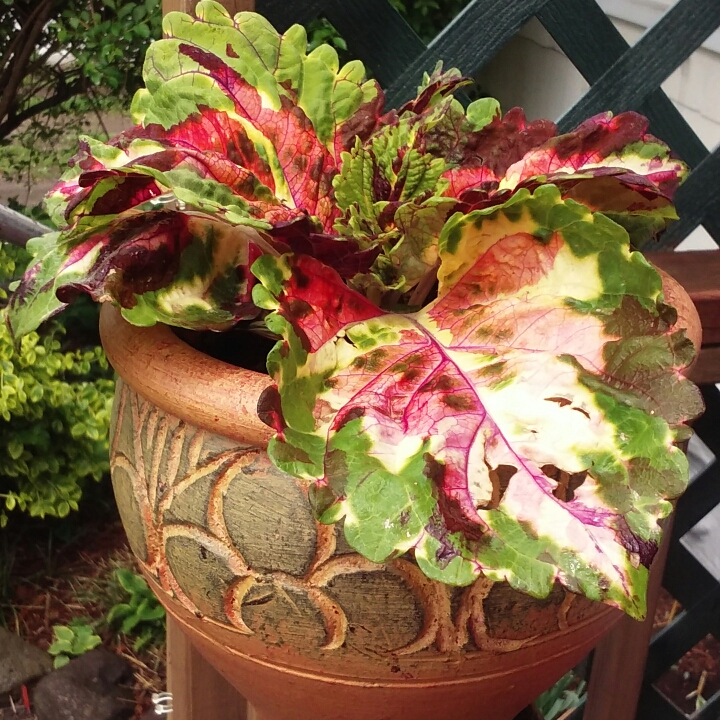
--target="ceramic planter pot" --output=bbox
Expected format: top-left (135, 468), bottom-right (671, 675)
top-left (100, 268), bottom-right (700, 720)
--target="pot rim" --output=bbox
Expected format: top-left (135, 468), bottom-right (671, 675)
top-left (99, 266), bottom-right (701, 447)
top-left (99, 304), bottom-right (273, 446)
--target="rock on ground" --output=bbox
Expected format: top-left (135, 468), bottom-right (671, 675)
top-left (32, 649), bottom-right (134, 720)
top-left (0, 707), bottom-right (35, 719)
top-left (0, 628), bottom-right (52, 698)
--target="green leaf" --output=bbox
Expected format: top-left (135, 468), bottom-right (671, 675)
top-left (53, 655), bottom-right (70, 669)
top-left (7, 439), bottom-right (24, 460)
top-left (466, 97), bottom-right (501, 130)
top-left (138, 603), bottom-right (165, 622)
top-left (331, 421), bottom-right (436, 562)
top-left (6, 233), bottom-right (74, 338)
top-left (52, 625), bottom-right (75, 643)
top-left (107, 603), bottom-right (132, 625)
top-left (116, 568), bottom-right (148, 595)
top-left (121, 614), bottom-right (142, 634)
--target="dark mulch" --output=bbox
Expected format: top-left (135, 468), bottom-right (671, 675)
top-left (652, 587), bottom-right (720, 716)
top-left (0, 707), bottom-right (34, 719)
top-left (0, 487), bottom-right (164, 720)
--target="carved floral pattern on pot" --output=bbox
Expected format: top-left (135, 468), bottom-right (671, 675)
top-left (110, 379), bottom-right (603, 658)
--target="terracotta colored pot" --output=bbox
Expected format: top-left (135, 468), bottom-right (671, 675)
top-left (100, 269), bottom-right (700, 720)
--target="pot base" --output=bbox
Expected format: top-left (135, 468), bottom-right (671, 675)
top-left (151, 574), bottom-right (618, 720)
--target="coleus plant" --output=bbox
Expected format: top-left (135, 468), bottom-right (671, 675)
top-left (8, 1), bottom-right (704, 619)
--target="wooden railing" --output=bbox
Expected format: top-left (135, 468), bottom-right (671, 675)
top-left (0, 204), bottom-right (48, 247)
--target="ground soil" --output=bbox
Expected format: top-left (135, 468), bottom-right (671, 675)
top-left (0, 491), bottom-right (165, 720)
top-left (653, 588), bottom-right (720, 717)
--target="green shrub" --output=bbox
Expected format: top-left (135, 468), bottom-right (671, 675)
top-left (0, 241), bottom-right (115, 526)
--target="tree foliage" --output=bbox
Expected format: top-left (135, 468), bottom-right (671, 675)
top-left (0, 0), bottom-right (161, 180)
top-left (389, 0), bottom-right (471, 43)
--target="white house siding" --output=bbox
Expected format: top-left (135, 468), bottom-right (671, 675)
top-left (474, 2), bottom-right (720, 250)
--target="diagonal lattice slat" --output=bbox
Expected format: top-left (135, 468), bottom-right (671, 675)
top-left (558, 0), bottom-right (720, 130)
top-left (259, 0), bottom-right (425, 90)
top-left (254, 0), bottom-right (325, 28)
top-left (535, 0), bottom-right (720, 247)
top-left (317, 0), bottom-right (424, 91)
top-left (536, 0), bottom-right (709, 166)
top-left (386, 0), bottom-right (549, 105)
top-left (257, 0), bottom-right (720, 251)
top-left (658, 148), bottom-right (720, 248)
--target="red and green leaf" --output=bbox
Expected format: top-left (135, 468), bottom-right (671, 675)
top-left (10, 2), bottom-right (385, 335)
top-left (501, 112), bottom-right (687, 198)
top-left (253, 186), bottom-right (702, 618)
top-left (452, 111), bottom-right (686, 247)
top-left (129, 2), bottom-right (383, 229)
top-left (8, 211), bottom-right (267, 335)
top-left (441, 106), bottom-right (557, 198)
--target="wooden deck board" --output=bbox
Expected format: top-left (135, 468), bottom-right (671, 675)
top-left (651, 250), bottom-right (720, 346)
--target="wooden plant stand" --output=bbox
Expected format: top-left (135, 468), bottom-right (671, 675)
top-left (167, 615), bottom-right (546, 720)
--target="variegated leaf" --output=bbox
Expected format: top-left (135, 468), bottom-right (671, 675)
top-left (253, 185), bottom-right (702, 618)
top-left (501, 112), bottom-right (687, 198)
top-left (8, 211), bottom-right (266, 335)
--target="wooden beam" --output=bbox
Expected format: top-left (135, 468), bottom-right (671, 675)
top-left (688, 345), bottom-right (720, 386)
top-left (582, 517), bottom-right (674, 720)
top-left (650, 250), bottom-right (720, 345)
top-left (538, 0), bottom-right (708, 167)
top-left (0, 203), bottom-right (49, 247)
top-left (167, 616), bottom-right (248, 720)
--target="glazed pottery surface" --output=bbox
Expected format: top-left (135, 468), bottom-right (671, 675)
top-left (100, 274), bottom-right (701, 719)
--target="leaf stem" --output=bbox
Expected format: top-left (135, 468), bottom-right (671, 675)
top-left (367, 284), bottom-right (384, 308)
top-left (408, 261), bottom-right (439, 308)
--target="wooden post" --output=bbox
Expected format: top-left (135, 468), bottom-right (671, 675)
top-left (582, 517), bottom-right (674, 720)
top-left (167, 616), bottom-right (249, 720)
top-left (0, 203), bottom-right (49, 247)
